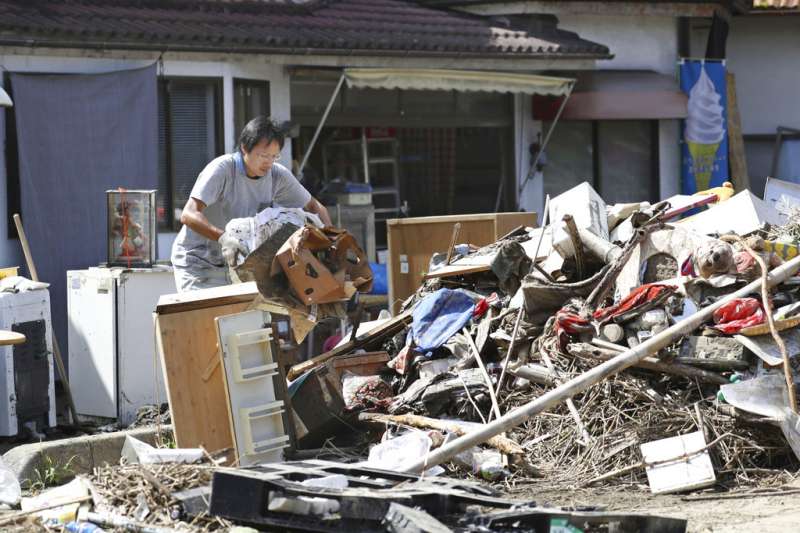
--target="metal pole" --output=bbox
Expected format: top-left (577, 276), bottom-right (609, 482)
top-left (298, 72), bottom-right (346, 176)
top-left (518, 82), bottom-right (575, 201)
top-left (361, 127), bottom-right (370, 184)
top-left (405, 253), bottom-right (800, 473)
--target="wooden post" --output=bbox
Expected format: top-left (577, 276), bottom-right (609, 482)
top-left (727, 71), bottom-right (751, 192)
top-left (13, 214), bottom-right (80, 426)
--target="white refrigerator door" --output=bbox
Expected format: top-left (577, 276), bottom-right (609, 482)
top-left (116, 270), bottom-right (174, 426)
top-left (67, 270), bottom-right (117, 418)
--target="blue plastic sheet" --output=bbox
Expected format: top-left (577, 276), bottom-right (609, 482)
top-left (411, 288), bottom-right (475, 353)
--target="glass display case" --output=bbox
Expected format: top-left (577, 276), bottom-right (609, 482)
top-left (106, 189), bottom-right (157, 267)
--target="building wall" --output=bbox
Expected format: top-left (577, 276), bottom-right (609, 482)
top-left (516, 14), bottom-right (682, 214)
top-left (0, 51), bottom-right (292, 266)
top-left (558, 14), bottom-right (679, 75)
top-left (727, 16), bottom-right (799, 136)
top-left (691, 16), bottom-right (800, 135)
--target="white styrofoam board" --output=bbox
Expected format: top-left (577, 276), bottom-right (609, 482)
top-left (675, 190), bottom-right (782, 236)
top-left (640, 431), bottom-right (715, 494)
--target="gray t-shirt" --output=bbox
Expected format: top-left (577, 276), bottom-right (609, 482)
top-left (171, 152), bottom-right (312, 269)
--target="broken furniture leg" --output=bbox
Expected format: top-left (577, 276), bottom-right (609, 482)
top-left (401, 254), bottom-right (800, 474)
top-left (445, 222), bottom-right (462, 266)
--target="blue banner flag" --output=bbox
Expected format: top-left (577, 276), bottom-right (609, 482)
top-left (680, 60), bottom-right (729, 194)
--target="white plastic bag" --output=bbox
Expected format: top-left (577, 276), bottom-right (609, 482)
top-left (0, 455), bottom-right (20, 505)
top-left (121, 436), bottom-right (203, 465)
top-left (365, 431), bottom-right (443, 476)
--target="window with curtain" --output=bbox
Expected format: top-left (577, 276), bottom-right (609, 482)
top-left (543, 120), bottom-right (658, 205)
top-left (158, 78), bottom-right (223, 230)
top-left (233, 79), bottom-right (270, 143)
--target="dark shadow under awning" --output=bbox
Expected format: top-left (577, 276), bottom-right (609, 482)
top-left (533, 70), bottom-right (688, 121)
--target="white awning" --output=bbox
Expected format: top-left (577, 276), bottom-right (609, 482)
top-left (344, 68), bottom-right (574, 96)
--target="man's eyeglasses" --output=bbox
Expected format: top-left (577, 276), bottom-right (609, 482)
top-left (255, 153), bottom-right (281, 162)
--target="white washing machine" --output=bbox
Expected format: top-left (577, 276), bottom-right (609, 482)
top-left (0, 288), bottom-right (56, 436)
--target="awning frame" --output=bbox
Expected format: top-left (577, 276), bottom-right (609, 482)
top-left (297, 68), bottom-right (575, 209)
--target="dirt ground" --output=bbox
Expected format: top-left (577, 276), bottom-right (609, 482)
top-left (505, 481), bottom-right (800, 532)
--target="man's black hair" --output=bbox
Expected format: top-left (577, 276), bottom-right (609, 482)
top-left (238, 116), bottom-right (286, 153)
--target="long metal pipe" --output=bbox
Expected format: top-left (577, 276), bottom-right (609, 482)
top-left (517, 81), bottom-right (574, 201)
top-left (404, 253), bottom-right (800, 473)
top-left (298, 72), bottom-right (346, 176)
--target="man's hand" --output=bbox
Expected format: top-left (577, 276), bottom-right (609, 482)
top-left (218, 232), bottom-right (247, 267)
top-left (304, 197), bottom-right (333, 227)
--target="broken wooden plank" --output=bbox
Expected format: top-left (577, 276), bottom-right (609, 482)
top-left (738, 316), bottom-right (800, 336)
top-left (287, 309), bottom-right (412, 381)
top-left (358, 412), bottom-right (524, 455)
top-left (423, 263), bottom-right (492, 280)
top-left (156, 281), bottom-right (259, 315)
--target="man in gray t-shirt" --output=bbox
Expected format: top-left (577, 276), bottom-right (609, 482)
top-left (171, 117), bottom-right (331, 292)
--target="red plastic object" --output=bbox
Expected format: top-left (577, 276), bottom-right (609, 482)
top-left (712, 297), bottom-right (765, 334)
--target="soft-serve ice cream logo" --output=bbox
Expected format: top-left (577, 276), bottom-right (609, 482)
top-left (684, 66), bottom-right (726, 191)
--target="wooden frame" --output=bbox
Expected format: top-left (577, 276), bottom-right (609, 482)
top-left (386, 212), bottom-right (537, 315)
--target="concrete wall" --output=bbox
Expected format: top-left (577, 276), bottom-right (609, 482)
top-left (727, 16), bottom-right (800, 136)
top-left (691, 16), bottom-right (800, 136)
top-left (0, 51), bottom-right (292, 266)
top-left (558, 14), bottom-right (679, 75)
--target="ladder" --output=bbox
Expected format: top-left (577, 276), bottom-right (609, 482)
top-left (361, 130), bottom-right (402, 221)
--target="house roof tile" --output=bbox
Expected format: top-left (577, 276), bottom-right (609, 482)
top-left (0, 0), bottom-right (611, 59)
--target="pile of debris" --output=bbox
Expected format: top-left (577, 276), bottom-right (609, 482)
top-left (287, 180), bottom-right (800, 499)
top-left (11, 180), bottom-right (800, 532)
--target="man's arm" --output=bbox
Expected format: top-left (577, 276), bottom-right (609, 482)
top-left (305, 197), bottom-right (332, 227)
top-left (180, 198), bottom-right (224, 241)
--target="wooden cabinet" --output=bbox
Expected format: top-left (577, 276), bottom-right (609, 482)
top-left (386, 212), bottom-right (537, 314)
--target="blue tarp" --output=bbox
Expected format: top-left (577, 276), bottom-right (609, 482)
top-left (411, 288), bottom-right (475, 353)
